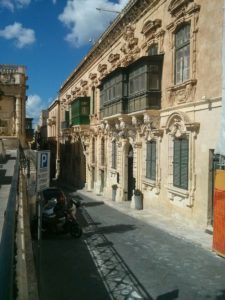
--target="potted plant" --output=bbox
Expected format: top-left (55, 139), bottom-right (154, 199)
top-left (133, 189), bottom-right (143, 210)
top-left (112, 184), bottom-right (118, 190)
top-left (111, 184), bottom-right (118, 201)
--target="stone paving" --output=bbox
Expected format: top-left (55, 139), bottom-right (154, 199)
top-left (75, 189), bottom-right (213, 253)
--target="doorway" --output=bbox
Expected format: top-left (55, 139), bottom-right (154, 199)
top-left (127, 144), bottom-right (135, 200)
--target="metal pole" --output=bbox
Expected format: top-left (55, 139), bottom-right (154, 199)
top-left (37, 192), bottom-right (42, 295)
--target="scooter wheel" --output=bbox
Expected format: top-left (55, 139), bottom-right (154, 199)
top-left (70, 224), bottom-right (82, 238)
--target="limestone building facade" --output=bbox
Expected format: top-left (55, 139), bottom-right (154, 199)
top-left (0, 65), bottom-right (27, 146)
top-left (57, 0), bottom-right (224, 229)
top-left (47, 99), bottom-right (60, 179)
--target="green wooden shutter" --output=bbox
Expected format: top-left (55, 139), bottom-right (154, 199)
top-left (146, 142), bottom-right (151, 178)
top-left (173, 138), bottom-right (189, 189)
top-left (146, 141), bottom-right (156, 180)
top-left (173, 139), bottom-right (181, 187)
top-left (180, 138), bottom-right (189, 189)
top-left (151, 141), bottom-right (156, 180)
top-left (112, 141), bottom-right (117, 169)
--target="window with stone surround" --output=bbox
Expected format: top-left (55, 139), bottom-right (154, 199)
top-left (91, 87), bottom-right (95, 115)
top-left (173, 137), bottom-right (189, 190)
top-left (101, 137), bottom-right (105, 166)
top-left (146, 140), bottom-right (156, 181)
top-left (112, 140), bottom-right (117, 169)
top-left (175, 24), bottom-right (190, 85)
top-left (92, 137), bottom-right (96, 163)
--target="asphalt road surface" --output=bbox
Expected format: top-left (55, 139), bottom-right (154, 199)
top-left (37, 193), bottom-right (225, 300)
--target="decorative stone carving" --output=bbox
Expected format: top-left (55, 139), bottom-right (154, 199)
top-left (88, 72), bottom-right (99, 87)
top-left (80, 80), bottom-right (89, 96)
top-left (165, 111), bottom-right (199, 137)
top-left (120, 23), bottom-right (140, 66)
top-left (141, 19), bottom-right (165, 53)
top-left (167, 79), bottom-right (197, 105)
top-left (141, 113), bottom-right (163, 140)
top-left (97, 64), bottom-right (108, 79)
top-left (88, 73), bottom-right (97, 80)
top-left (0, 73), bottom-right (15, 84)
top-left (168, 0), bottom-right (200, 18)
top-left (108, 53), bottom-right (121, 71)
top-left (80, 79), bottom-right (88, 87)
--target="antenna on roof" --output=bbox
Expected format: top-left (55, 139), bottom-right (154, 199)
top-left (96, 7), bottom-right (120, 14)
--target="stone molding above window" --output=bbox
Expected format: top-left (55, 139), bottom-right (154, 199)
top-left (141, 19), bottom-right (165, 54)
top-left (165, 110), bottom-right (199, 137)
top-left (168, 0), bottom-right (200, 19)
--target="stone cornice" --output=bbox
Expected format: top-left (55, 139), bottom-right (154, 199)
top-left (60, 0), bottom-right (161, 93)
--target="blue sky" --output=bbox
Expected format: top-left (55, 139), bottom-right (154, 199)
top-left (0, 0), bottom-right (128, 127)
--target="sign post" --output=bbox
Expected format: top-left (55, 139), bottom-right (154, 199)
top-left (36, 150), bottom-right (50, 192)
top-left (36, 150), bottom-right (50, 293)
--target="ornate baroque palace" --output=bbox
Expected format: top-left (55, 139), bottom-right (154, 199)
top-left (51, 0), bottom-right (223, 228)
top-left (0, 64), bottom-right (27, 146)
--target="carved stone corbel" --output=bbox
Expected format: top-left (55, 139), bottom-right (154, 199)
top-left (97, 64), bottom-right (108, 80)
top-left (120, 23), bottom-right (140, 66)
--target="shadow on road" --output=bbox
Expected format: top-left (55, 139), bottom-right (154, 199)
top-left (39, 235), bottom-right (111, 300)
top-left (82, 207), bottom-right (153, 300)
top-left (83, 201), bottom-right (105, 207)
top-left (156, 289), bottom-right (179, 299)
top-left (97, 224), bottom-right (136, 234)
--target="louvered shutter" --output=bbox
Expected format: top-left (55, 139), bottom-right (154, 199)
top-left (180, 138), bottom-right (189, 189)
top-left (146, 142), bottom-right (151, 178)
top-left (151, 141), bottom-right (156, 180)
top-left (173, 139), bottom-right (181, 187)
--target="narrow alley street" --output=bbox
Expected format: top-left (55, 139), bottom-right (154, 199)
top-left (38, 191), bottom-right (225, 300)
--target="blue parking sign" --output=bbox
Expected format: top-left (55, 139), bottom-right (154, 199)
top-left (40, 152), bottom-right (48, 168)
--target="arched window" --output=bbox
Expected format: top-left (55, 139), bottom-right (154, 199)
top-left (175, 24), bottom-right (190, 84)
top-left (112, 140), bottom-right (117, 169)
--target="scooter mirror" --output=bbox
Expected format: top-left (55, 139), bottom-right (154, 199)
top-left (48, 198), bottom-right (57, 206)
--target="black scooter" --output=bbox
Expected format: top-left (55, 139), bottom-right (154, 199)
top-left (31, 198), bottom-right (82, 239)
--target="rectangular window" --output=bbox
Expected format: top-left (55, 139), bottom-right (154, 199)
top-left (146, 141), bottom-right (156, 180)
top-left (112, 140), bottom-right (117, 169)
top-left (173, 138), bottom-right (189, 189)
top-left (129, 65), bottom-right (146, 95)
top-left (175, 24), bottom-right (190, 85)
